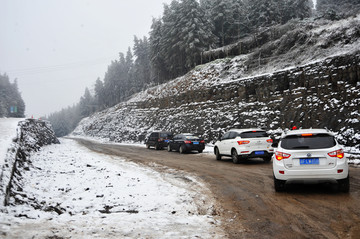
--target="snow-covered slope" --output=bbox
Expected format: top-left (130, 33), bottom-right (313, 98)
top-left (73, 16), bottom-right (360, 154)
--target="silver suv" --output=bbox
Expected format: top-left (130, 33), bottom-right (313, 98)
top-left (214, 128), bottom-right (274, 164)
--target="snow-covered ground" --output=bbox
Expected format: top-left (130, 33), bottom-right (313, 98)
top-left (0, 118), bottom-right (23, 166)
top-left (1, 136), bottom-right (225, 238)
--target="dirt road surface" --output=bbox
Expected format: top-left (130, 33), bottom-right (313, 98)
top-left (76, 139), bottom-right (360, 239)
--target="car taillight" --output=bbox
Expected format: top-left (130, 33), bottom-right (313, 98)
top-left (275, 151), bottom-right (291, 161)
top-left (328, 149), bottom-right (344, 159)
top-left (237, 140), bottom-right (250, 145)
top-left (267, 139), bottom-right (273, 143)
top-left (184, 140), bottom-right (191, 144)
top-left (200, 140), bottom-right (205, 143)
top-left (158, 139), bottom-right (162, 142)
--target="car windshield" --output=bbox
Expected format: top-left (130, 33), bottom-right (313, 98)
top-left (240, 131), bottom-right (268, 138)
top-left (280, 134), bottom-right (336, 150)
top-left (160, 133), bottom-right (172, 138)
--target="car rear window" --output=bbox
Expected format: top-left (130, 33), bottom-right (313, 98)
top-left (185, 135), bottom-right (199, 140)
top-left (160, 133), bottom-right (172, 138)
top-left (281, 134), bottom-right (336, 150)
top-left (240, 131), bottom-right (268, 138)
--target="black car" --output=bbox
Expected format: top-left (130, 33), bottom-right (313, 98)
top-left (146, 131), bottom-right (173, 150)
top-left (167, 133), bottom-right (205, 154)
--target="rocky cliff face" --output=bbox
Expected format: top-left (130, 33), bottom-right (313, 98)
top-left (74, 51), bottom-right (360, 150)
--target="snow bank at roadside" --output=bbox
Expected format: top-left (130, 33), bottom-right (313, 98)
top-left (0, 118), bottom-right (23, 166)
top-left (1, 138), bottom-right (225, 238)
top-left (0, 118), bottom-right (60, 207)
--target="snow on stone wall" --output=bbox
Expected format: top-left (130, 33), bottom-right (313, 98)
top-left (0, 119), bottom-right (59, 207)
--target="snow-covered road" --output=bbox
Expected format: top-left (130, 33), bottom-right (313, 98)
top-left (1, 137), bottom-right (225, 238)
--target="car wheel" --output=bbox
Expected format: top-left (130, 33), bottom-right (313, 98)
top-left (167, 144), bottom-right (172, 152)
top-left (155, 143), bottom-right (160, 150)
top-left (232, 149), bottom-right (240, 164)
top-left (215, 147), bottom-right (221, 161)
top-left (263, 157), bottom-right (272, 163)
top-left (337, 175), bottom-right (350, 193)
top-left (274, 177), bottom-right (286, 192)
top-left (179, 145), bottom-right (186, 154)
top-left (146, 144), bottom-right (150, 149)
top-left (198, 149), bottom-right (203, 153)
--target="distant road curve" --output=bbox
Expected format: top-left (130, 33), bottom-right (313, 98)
top-left (75, 138), bottom-right (360, 239)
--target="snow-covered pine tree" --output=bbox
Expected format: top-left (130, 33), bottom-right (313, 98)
top-left (94, 78), bottom-right (106, 111)
top-left (0, 74), bottom-right (25, 117)
top-left (133, 36), bottom-right (151, 89)
top-left (79, 87), bottom-right (95, 118)
top-left (283, 0), bottom-right (313, 22)
top-left (317, 0), bottom-right (360, 19)
top-left (177, 0), bottom-right (217, 69)
top-left (149, 18), bottom-right (169, 84)
top-left (207, 0), bottom-right (235, 46)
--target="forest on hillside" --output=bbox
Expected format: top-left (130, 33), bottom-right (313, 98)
top-left (0, 74), bottom-right (25, 118)
top-left (47, 0), bottom-right (360, 137)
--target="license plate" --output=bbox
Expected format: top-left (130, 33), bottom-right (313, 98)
top-left (300, 158), bottom-right (319, 165)
top-left (255, 151), bottom-right (264, 155)
top-left (193, 142), bottom-right (199, 145)
top-left (164, 140), bottom-right (169, 143)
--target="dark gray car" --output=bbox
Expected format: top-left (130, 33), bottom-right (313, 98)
top-left (145, 131), bottom-right (173, 150)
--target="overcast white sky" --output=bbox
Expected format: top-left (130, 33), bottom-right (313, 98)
top-left (0, 0), bottom-right (171, 117)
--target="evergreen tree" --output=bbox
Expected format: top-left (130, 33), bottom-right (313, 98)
top-left (317, 0), bottom-right (360, 19)
top-left (153, 0), bottom-right (217, 79)
top-left (206, 0), bottom-right (235, 46)
top-left (178, 0), bottom-right (217, 69)
top-left (103, 59), bottom-right (121, 107)
top-left (203, 0), bottom-right (248, 46)
top-left (160, 1), bottom-right (183, 78)
top-left (0, 73), bottom-right (25, 118)
top-left (149, 18), bottom-right (169, 83)
top-left (133, 36), bottom-right (151, 89)
top-left (283, 0), bottom-right (313, 22)
top-left (79, 87), bottom-right (94, 117)
top-left (94, 78), bottom-right (105, 110)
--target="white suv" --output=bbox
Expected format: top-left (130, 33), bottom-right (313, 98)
top-left (214, 128), bottom-right (274, 164)
top-left (272, 128), bottom-right (349, 192)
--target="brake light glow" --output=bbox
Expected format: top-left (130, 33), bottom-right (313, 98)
top-left (237, 140), bottom-right (250, 145)
top-left (184, 140), bottom-right (192, 144)
top-left (328, 149), bottom-right (344, 159)
top-left (267, 139), bottom-right (273, 143)
top-left (301, 133), bottom-right (313, 137)
top-left (275, 151), bottom-right (291, 161)
top-left (200, 140), bottom-right (205, 143)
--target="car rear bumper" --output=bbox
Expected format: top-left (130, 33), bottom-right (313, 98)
top-left (240, 150), bottom-right (273, 158)
top-left (185, 144), bottom-right (205, 151)
top-left (273, 160), bottom-right (349, 181)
